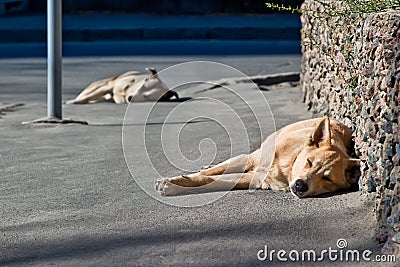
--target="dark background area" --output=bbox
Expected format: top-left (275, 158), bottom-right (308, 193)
top-left (0, 0), bottom-right (303, 56)
top-left (27, 0), bottom-right (303, 14)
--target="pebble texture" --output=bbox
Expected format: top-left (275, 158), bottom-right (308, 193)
top-left (301, 0), bottom-right (400, 248)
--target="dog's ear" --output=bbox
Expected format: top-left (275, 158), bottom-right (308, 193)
top-left (309, 117), bottom-right (331, 147)
top-left (346, 158), bottom-right (361, 184)
top-left (146, 67), bottom-right (158, 77)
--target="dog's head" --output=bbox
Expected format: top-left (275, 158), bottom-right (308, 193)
top-left (125, 67), bottom-right (179, 102)
top-left (289, 117), bottom-right (361, 198)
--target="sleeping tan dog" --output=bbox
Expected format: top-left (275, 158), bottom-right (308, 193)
top-left (156, 117), bottom-right (361, 198)
top-left (66, 68), bottom-right (179, 104)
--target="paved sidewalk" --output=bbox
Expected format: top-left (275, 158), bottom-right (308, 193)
top-left (0, 56), bottom-right (386, 266)
top-left (0, 13), bottom-right (301, 42)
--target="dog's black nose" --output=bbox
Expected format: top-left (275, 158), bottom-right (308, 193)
top-left (294, 179), bottom-right (309, 193)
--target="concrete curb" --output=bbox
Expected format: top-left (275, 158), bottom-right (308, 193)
top-left (194, 72), bottom-right (300, 93)
top-left (236, 72), bottom-right (300, 86)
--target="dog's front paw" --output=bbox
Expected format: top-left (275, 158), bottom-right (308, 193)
top-left (155, 178), bottom-right (170, 196)
top-left (155, 178), bottom-right (183, 197)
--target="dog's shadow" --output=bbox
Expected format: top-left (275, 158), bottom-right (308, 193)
top-left (312, 182), bottom-right (361, 199)
top-left (159, 97), bottom-right (192, 102)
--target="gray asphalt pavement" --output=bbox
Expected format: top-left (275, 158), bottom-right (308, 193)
top-left (0, 55), bottom-right (389, 266)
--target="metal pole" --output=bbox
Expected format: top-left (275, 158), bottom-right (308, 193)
top-left (47, 0), bottom-right (62, 119)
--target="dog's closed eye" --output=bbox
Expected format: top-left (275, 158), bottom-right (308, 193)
top-left (306, 158), bottom-right (312, 168)
top-left (321, 176), bottom-right (333, 182)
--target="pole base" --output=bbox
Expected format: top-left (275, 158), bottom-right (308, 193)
top-left (22, 117), bottom-right (88, 125)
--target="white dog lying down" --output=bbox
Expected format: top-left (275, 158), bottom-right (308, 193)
top-left (66, 68), bottom-right (179, 104)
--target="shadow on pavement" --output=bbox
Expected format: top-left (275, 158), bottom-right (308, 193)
top-left (1, 210), bottom-right (381, 266)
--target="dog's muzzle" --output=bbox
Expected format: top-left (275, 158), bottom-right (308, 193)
top-left (290, 179), bottom-right (309, 197)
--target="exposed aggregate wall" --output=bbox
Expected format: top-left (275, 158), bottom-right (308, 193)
top-left (301, 0), bottom-right (400, 253)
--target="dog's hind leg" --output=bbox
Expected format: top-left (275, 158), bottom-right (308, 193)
top-left (156, 172), bottom-right (264, 196)
top-left (70, 78), bottom-right (116, 104)
top-left (199, 154), bottom-right (253, 176)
